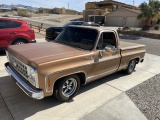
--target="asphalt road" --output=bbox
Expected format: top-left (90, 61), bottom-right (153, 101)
top-left (119, 34), bottom-right (160, 56)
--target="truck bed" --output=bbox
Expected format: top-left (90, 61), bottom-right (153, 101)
top-left (118, 41), bottom-right (146, 70)
top-left (119, 41), bottom-right (145, 50)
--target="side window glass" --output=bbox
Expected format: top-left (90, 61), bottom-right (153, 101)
top-left (0, 20), bottom-right (6, 29)
top-left (14, 22), bottom-right (22, 28)
top-left (97, 34), bottom-right (103, 50)
top-left (0, 20), bottom-right (14, 29)
top-left (9, 21), bottom-right (15, 28)
top-left (102, 32), bottom-right (116, 49)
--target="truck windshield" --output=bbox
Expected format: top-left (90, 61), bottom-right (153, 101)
top-left (55, 27), bottom-right (98, 50)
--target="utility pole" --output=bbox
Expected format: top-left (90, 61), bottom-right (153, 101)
top-left (133, 0), bottom-right (135, 5)
top-left (68, 2), bottom-right (69, 9)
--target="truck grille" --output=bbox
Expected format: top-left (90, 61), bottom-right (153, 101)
top-left (8, 53), bottom-right (28, 80)
top-left (46, 31), bottom-right (54, 40)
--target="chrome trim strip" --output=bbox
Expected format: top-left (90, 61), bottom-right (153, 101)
top-left (5, 63), bottom-right (44, 100)
top-left (86, 68), bottom-right (117, 80)
top-left (6, 51), bottom-right (10, 62)
top-left (86, 65), bottom-right (128, 81)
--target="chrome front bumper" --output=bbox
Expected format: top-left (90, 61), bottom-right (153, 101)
top-left (5, 62), bottom-right (44, 100)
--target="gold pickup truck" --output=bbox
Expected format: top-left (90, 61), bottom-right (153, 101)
top-left (5, 26), bottom-right (145, 102)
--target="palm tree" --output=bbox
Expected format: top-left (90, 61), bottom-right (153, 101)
top-left (137, 0), bottom-right (160, 28)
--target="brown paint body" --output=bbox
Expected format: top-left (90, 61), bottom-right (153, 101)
top-left (7, 26), bottom-right (146, 97)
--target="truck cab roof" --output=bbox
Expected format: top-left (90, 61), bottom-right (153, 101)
top-left (68, 25), bottom-right (117, 32)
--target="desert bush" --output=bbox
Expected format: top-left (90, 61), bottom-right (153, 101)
top-left (2, 15), bottom-right (9, 17)
top-left (154, 25), bottom-right (159, 30)
top-left (142, 25), bottom-right (150, 30)
top-left (122, 26), bottom-right (131, 30)
top-left (17, 9), bottom-right (31, 17)
top-left (118, 27), bottom-right (121, 30)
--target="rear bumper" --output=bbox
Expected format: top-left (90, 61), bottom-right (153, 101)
top-left (140, 58), bottom-right (144, 63)
top-left (29, 40), bottom-right (36, 43)
top-left (5, 62), bottom-right (44, 100)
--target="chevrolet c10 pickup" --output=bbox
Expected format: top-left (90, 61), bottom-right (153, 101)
top-left (5, 26), bottom-right (146, 102)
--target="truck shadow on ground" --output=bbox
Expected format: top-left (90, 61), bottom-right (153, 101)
top-left (0, 71), bottom-right (128, 120)
top-left (0, 50), bottom-right (6, 56)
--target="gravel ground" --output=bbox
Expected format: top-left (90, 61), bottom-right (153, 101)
top-left (126, 74), bottom-right (160, 120)
top-left (120, 34), bottom-right (160, 120)
top-left (119, 34), bottom-right (160, 56)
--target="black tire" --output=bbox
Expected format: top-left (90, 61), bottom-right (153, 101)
top-left (124, 59), bottom-right (136, 74)
top-left (54, 75), bottom-right (80, 102)
top-left (12, 39), bottom-right (27, 45)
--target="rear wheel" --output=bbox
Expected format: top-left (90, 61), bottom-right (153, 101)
top-left (124, 59), bottom-right (136, 74)
top-left (12, 39), bottom-right (27, 45)
top-left (54, 75), bottom-right (80, 102)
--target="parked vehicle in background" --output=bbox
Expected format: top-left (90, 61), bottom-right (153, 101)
top-left (5, 26), bottom-right (145, 102)
top-left (0, 18), bottom-right (36, 50)
top-left (45, 21), bottom-right (100, 42)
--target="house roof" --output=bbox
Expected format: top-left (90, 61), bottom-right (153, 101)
top-left (123, 8), bottom-right (141, 14)
top-left (88, 0), bottom-right (138, 9)
top-left (106, 7), bottom-right (141, 16)
top-left (69, 25), bottom-right (117, 32)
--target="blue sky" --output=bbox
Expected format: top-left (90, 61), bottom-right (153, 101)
top-left (1, 0), bottom-right (148, 11)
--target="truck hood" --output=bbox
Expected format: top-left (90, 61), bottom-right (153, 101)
top-left (7, 42), bottom-right (88, 65)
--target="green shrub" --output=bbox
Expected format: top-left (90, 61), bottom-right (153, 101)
top-left (17, 9), bottom-right (31, 17)
top-left (142, 25), bottom-right (150, 30)
top-left (154, 25), bottom-right (159, 30)
top-left (122, 26), bottom-right (131, 30)
top-left (118, 27), bottom-right (121, 30)
top-left (2, 15), bottom-right (9, 17)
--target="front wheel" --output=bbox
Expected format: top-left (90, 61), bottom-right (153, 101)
top-left (124, 59), bottom-right (136, 74)
top-left (54, 75), bottom-right (80, 102)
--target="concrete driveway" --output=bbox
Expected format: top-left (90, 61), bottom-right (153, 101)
top-left (0, 39), bottom-right (160, 120)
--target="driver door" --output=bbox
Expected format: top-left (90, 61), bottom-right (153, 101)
top-left (93, 31), bottom-right (121, 77)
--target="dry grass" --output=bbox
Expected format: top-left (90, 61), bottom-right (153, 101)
top-left (17, 9), bottom-right (31, 17)
top-left (34, 29), bottom-right (45, 39)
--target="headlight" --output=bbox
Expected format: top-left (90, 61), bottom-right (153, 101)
top-left (28, 66), bottom-right (38, 87)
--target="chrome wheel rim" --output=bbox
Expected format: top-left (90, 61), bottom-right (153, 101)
top-left (16, 42), bottom-right (24, 45)
top-left (62, 78), bottom-right (77, 97)
top-left (129, 60), bottom-right (136, 72)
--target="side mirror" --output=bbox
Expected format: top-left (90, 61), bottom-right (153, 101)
top-left (105, 45), bottom-right (116, 55)
top-left (105, 46), bottom-right (115, 52)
